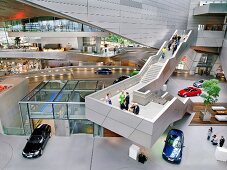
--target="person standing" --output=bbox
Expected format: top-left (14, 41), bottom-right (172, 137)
top-left (124, 92), bottom-right (130, 110)
top-left (113, 47), bottom-right (116, 54)
top-left (162, 47), bottom-right (167, 59)
top-left (105, 93), bottom-right (112, 105)
top-left (207, 127), bottom-right (213, 140)
top-left (119, 91), bottom-right (125, 110)
top-left (219, 136), bottom-right (225, 147)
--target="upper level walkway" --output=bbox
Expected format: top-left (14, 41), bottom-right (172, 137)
top-left (194, 2), bottom-right (227, 16)
top-left (86, 30), bottom-right (193, 148)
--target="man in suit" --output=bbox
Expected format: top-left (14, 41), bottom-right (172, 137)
top-left (124, 92), bottom-right (130, 110)
top-left (219, 136), bottom-right (225, 147)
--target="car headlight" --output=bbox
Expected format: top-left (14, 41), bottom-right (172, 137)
top-left (34, 150), bottom-right (40, 155)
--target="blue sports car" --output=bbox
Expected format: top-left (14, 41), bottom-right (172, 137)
top-left (162, 129), bottom-right (184, 164)
top-left (95, 68), bottom-right (112, 75)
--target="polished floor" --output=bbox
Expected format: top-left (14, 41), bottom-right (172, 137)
top-left (0, 113), bottom-right (227, 170)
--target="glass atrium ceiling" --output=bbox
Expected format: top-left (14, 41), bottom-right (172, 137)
top-left (22, 80), bottom-right (103, 103)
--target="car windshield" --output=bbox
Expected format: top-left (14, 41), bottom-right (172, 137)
top-left (29, 135), bottom-right (43, 143)
top-left (167, 135), bottom-right (182, 148)
top-left (184, 88), bottom-right (190, 91)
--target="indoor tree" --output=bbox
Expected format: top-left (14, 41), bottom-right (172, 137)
top-left (200, 79), bottom-right (221, 113)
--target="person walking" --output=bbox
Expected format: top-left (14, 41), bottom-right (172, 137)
top-left (105, 93), bottom-right (112, 105)
top-left (162, 47), bottom-right (167, 59)
top-left (167, 39), bottom-right (173, 51)
top-left (119, 91), bottom-right (125, 110)
top-left (172, 41), bottom-right (177, 55)
top-left (219, 136), bottom-right (225, 147)
top-left (207, 127), bottom-right (213, 140)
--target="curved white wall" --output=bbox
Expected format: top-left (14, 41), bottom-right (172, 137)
top-left (22, 0), bottom-right (191, 48)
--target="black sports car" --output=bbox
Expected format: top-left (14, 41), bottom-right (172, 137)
top-left (22, 124), bottom-right (51, 158)
top-left (113, 75), bottom-right (130, 84)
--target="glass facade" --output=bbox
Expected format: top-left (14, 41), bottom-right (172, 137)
top-left (4, 17), bottom-right (102, 32)
top-left (19, 80), bottom-right (103, 135)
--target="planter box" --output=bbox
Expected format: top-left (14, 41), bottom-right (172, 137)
top-left (199, 111), bottom-right (211, 121)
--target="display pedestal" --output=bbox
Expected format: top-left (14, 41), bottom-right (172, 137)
top-left (162, 84), bottom-right (167, 91)
top-left (215, 147), bottom-right (227, 161)
top-left (129, 144), bottom-right (140, 160)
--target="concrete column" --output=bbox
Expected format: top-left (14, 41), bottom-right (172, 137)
top-left (95, 37), bottom-right (101, 53)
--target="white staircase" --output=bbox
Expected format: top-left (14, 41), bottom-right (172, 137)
top-left (141, 64), bottom-right (163, 84)
top-left (85, 30), bottom-right (193, 148)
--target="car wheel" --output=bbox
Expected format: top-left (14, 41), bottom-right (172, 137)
top-left (39, 149), bottom-right (43, 156)
top-left (197, 93), bottom-right (200, 96)
top-left (184, 95), bottom-right (187, 98)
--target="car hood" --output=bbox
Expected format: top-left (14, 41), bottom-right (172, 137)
top-left (23, 142), bottom-right (42, 153)
top-left (163, 145), bottom-right (181, 158)
top-left (178, 89), bottom-right (187, 94)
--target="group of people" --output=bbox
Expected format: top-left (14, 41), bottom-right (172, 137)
top-left (119, 91), bottom-right (140, 115)
top-left (168, 34), bottom-right (181, 54)
top-left (105, 91), bottom-right (140, 115)
top-left (161, 34), bottom-right (181, 60)
top-left (207, 127), bottom-right (225, 147)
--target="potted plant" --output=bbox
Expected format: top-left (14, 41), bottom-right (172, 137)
top-left (200, 79), bottom-right (221, 121)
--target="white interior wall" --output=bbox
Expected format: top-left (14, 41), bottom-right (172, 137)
top-left (25, 0), bottom-right (192, 48)
top-left (32, 37), bottom-right (79, 49)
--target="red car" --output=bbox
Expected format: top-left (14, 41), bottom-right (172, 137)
top-left (178, 87), bottom-right (202, 97)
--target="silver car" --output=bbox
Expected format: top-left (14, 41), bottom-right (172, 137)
top-left (193, 79), bottom-right (204, 88)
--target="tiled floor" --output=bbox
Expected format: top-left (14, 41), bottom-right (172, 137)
top-left (1, 113), bottom-right (227, 170)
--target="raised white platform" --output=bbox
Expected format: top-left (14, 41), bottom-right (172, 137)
top-left (215, 147), bottom-right (227, 162)
top-left (212, 106), bottom-right (226, 111)
top-left (215, 115), bottom-right (227, 122)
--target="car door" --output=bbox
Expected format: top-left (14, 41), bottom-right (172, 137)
top-left (42, 129), bottom-right (49, 149)
top-left (191, 89), bottom-right (197, 96)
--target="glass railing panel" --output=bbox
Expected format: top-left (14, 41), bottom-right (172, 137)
top-left (68, 103), bottom-right (85, 119)
top-left (53, 103), bottom-right (68, 119)
top-left (3, 126), bottom-right (24, 135)
top-left (19, 103), bottom-right (31, 135)
top-left (28, 103), bottom-right (53, 119)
